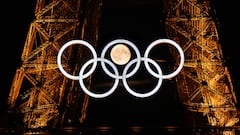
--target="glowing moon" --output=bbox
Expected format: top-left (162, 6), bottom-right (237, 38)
top-left (110, 44), bottom-right (131, 65)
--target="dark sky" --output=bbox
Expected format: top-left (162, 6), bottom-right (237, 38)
top-left (85, 1), bottom-right (183, 127)
top-left (1, 0), bottom-right (240, 128)
top-left (1, 2), bottom-right (35, 104)
top-left (211, 1), bottom-right (240, 107)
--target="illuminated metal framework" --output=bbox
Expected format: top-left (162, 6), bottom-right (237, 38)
top-left (7, 0), bottom-right (240, 133)
top-left (8, 0), bottom-right (102, 128)
top-left (164, 0), bottom-right (239, 132)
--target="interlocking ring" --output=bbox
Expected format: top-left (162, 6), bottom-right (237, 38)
top-left (101, 39), bottom-right (141, 79)
top-left (57, 40), bottom-right (98, 80)
top-left (79, 58), bottom-right (119, 98)
top-left (144, 39), bottom-right (185, 79)
top-left (122, 57), bottom-right (163, 98)
top-left (57, 39), bottom-right (184, 98)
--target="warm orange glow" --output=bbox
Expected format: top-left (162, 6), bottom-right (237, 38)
top-left (110, 44), bottom-right (131, 65)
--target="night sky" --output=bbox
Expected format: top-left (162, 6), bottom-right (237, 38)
top-left (1, 0), bottom-right (240, 128)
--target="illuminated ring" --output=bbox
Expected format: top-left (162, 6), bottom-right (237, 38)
top-left (144, 39), bottom-right (184, 79)
top-left (79, 58), bottom-right (119, 98)
top-left (100, 39), bottom-right (141, 79)
top-left (122, 57), bottom-right (163, 98)
top-left (57, 40), bottom-right (97, 80)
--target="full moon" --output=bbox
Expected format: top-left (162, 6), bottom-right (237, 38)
top-left (110, 44), bottom-right (131, 65)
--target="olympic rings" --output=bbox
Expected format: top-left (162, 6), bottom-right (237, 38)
top-left (57, 39), bottom-right (185, 98)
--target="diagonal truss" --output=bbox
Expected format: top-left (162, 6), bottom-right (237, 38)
top-left (164, 0), bottom-right (239, 131)
top-left (8, 0), bottom-right (102, 128)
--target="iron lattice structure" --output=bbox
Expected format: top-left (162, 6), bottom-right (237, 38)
top-left (7, 0), bottom-right (240, 134)
top-left (164, 0), bottom-right (239, 132)
top-left (8, 0), bottom-right (102, 128)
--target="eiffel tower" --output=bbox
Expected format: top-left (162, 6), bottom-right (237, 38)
top-left (7, 0), bottom-right (239, 134)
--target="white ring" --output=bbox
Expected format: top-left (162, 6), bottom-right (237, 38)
top-left (122, 57), bottom-right (163, 98)
top-left (79, 58), bottom-right (119, 98)
top-left (100, 39), bottom-right (141, 79)
top-left (144, 39), bottom-right (184, 79)
top-left (57, 40), bottom-right (98, 80)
